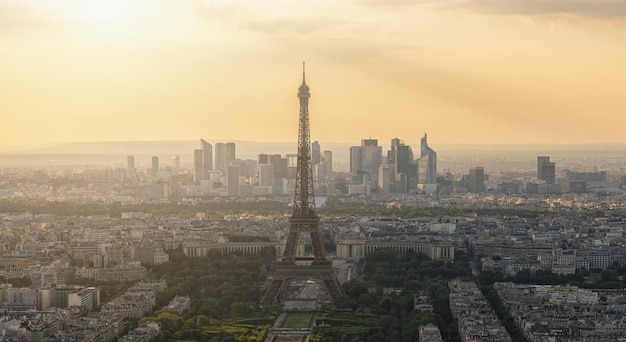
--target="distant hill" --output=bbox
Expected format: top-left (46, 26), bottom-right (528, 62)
top-left (1, 140), bottom-right (624, 171)
top-left (0, 140), bottom-right (350, 170)
top-left (3, 140), bottom-right (300, 157)
top-left (6, 140), bottom-right (625, 155)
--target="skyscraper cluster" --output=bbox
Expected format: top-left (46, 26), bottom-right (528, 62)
top-left (187, 139), bottom-right (335, 197)
top-left (349, 134), bottom-right (438, 194)
top-left (192, 140), bottom-right (239, 194)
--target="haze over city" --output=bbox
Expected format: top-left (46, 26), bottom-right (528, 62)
top-left (4, 3), bottom-right (626, 341)
top-left (3, 0), bottom-right (626, 149)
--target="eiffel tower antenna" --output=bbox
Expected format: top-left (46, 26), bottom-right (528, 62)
top-left (261, 64), bottom-right (344, 306)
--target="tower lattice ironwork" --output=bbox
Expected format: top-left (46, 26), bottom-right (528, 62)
top-left (261, 63), bottom-right (344, 306)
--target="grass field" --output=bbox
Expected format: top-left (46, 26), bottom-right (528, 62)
top-left (281, 313), bottom-right (315, 328)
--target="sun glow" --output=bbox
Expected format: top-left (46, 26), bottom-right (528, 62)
top-left (75, 0), bottom-right (138, 25)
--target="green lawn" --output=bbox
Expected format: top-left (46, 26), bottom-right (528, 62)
top-left (282, 313), bottom-right (315, 328)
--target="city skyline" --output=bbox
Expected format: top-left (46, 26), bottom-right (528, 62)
top-left (3, 1), bottom-right (626, 148)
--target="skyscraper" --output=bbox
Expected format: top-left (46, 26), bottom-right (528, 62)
top-left (227, 165), bottom-right (240, 196)
top-left (312, 140), bottom-right (321, 166)
top-left (322, 150), bottom-right (333, 180)
top-left (126, 155), bottom-right (135, 182)
top-left (395, 144), bottom-right (413, 175)
top-left (215, 142), bottom-right (236, 171)
top-left (258, 163), bottom-right (274, 187)
top-left (469, 167), bottom-right (485, 193)
top-left (538, 156), bottom-right (556, 184)
top-left (151, 156), bottom-right (159, 175)
top-left (193, 149), bottom-right (203, 184)
top-left (350, 139), bottom-right (382, 189)
top-left (258, 154), bottom-right (288, 179)
top-left (388, 137), bottom-right (401, 165)
top-left (200, 139), bottom-right (213, 174)
top-left (171, 155), bottom-right (180, 172)
top-left (362, 138), bottom-right (378, 147)
top-left (418, 134), bottom-right (437, 184)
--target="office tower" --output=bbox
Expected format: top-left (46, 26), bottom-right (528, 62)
top-left (395, 144), bottom-right (412, 175)
top-left (215, 143), bottom-right (225, 171)
top-left (171, 155), bottom-right (180, 172)
top-left (151, 156), bottom-right (159, 175)
top-left (378, 165), bottom-right (394, 192)
top-left (418, 134), bottom-right (437, 184)
top-left (387, 137), bottom-right (401, 165)
top-left (538, 156), bottom-right (556, 184)
top-left (323, 150), bottom-right (333, 180)
top-left (391, 141), bottom-right (414, 193)
top-left (258, 154), bottom-right (288, 179)
top-left (312, 140), bottom-right (321, 166)
top-left (262, 64), bottom-right (344, 306)
top-left (215, 142), bottom-right (236, 171)
top-left (286, 153), bottom-right (298, 179)
top-left (127, 155), bottom-right (135, 174)
top-left (259, 164), bottom-right (274, 187)
top-left (350, 139), bottom-right (382, 189)
top-left (126, 155), bottom-right (135, 182)
top-left (537, 156), bottom-right (549, 180)
top-left (350, 146), bottom-right (363, 184)
top-left (469, 167), bottom-right (485, 193)
top-left (193, 149), bottom-right (203, 184)
top-left (362, 138), bottom-right (378, 147)
top-left (227, 165), bottom-right (240, 196)
top-left (229, 158), bottom-right (255, 178)
top-left (200, 139), bottom-right (213, 174)
top-left (243, 159), bottom-right (258, 178)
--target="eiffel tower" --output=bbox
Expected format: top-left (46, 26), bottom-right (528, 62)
top-left (261, 63), bottom-right (344, 306)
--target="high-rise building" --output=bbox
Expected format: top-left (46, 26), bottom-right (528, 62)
top-left (200, 139), bottom-right (213, 173)
top-left (227, 165), bottom-right (240, 196)
top-left (151, 156), bottom-right (159, 175)
top-left (314, 150), bottom-right (333, 183)
top-left (388, 137), bottom-right (401, 165)
top-left (322, 150), bottom-right (333, 180)
top-left (362, 138), bottom-right (378, 147)
top-left (469, 167), bottom-right (485, 193)
top-left (378, 165), bottom-right (394, 192)
top-left (193, 149), bottom-right (203, 184)
top-left (395, 144), bottom-right (412, 175)
top-left (389, 139), bottom-right (415, 193)
top-left (171, 155), bottom-right (180, 172)
top-left (350, 139), bottom-right (383, 189)
top-left (350, 146), bottom-right (363, 179)
top-left (258, 154), bottom-right (288, 179)
top-left (418, 134), bottom-right (437, 184)
top-left (312, 141), bottom-right (321, 166)
top-left (538, 156), bottom-right (556, 184)
top-left (126, 155), bottom-right (135, 182)
top-left (259, 164), bottom-right (274, 187)
top-left (215, 142), bottom-right (236, 171)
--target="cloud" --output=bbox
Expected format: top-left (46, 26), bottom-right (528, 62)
top-left (455, 0), bottom-right (626, 18)
top-left (359, 0), bottom-right (626, 18)
top-left (243, 17), bottom-right (346, 35)
top-left (0, 0), bottom-right (58, 29)
top-left (185, 1), bottom-right (350, 35)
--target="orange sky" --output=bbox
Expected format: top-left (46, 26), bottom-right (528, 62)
top-left (2, 0), bottom-right (626, 148)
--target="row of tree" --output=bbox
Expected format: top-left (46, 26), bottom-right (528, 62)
top-left (319, 196), bottom-right (555, 218)
top-left (0, 198), bottom-right (289, 217)
top-left (138, 248), bottom-right (275, 340)
top-left (311, 248), bottom-right (473, 342)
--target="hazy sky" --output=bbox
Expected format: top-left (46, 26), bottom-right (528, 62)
top-left (2, 0), bottom-right (626, 148)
